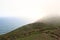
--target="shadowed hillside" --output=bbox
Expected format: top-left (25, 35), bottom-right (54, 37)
top-left (0, 22), bottom-right (60, 40)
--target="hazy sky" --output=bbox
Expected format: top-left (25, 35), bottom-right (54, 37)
top-left (0, 0), bottom-right (60, 22)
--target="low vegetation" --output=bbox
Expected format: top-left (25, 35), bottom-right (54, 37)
top-left (0, 22), bottom-right (60, 40)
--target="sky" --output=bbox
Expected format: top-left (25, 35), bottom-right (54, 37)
top-left (0, 0), bottom-right (60, 22)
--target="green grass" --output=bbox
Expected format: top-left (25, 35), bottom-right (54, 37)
top-left (0, 22), bottom-right (60, 40)
top-left (17, 33), bottom-right (56, 40)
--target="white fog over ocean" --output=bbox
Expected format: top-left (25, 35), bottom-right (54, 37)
top-left (0, 0), bottom-right (60, 34)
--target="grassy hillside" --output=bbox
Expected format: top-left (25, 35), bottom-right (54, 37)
top-left (0, 22), bottom-right (60, 40)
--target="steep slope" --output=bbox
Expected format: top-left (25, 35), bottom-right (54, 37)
top-left (0, 22), bottom-right (60, 40)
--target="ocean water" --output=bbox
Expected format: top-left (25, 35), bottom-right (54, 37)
top-left (0, 17), bottom-right (29, 34)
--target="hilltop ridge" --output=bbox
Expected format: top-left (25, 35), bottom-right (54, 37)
top-left (0, 22), bottom-right (60, 40)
